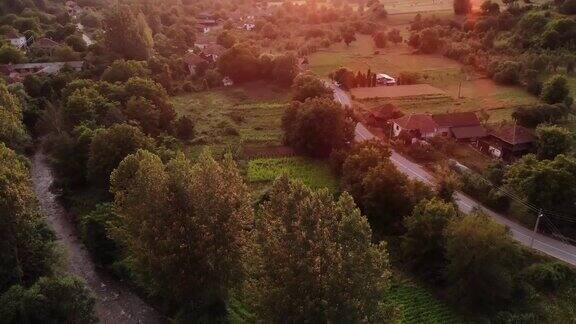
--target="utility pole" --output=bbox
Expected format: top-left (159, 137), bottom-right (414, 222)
top-left (531, 210), bottom-right (544, 248)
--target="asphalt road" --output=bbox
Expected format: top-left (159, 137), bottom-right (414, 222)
top-left (350, 95), bottom-right (576, 266)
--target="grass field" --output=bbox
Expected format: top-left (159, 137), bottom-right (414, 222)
top-left (310, 34), bottom-right (538, 122)
top-left (247, 157), bottom-right (339, 192)
top-left (171, 82), bottom-right (292, 157)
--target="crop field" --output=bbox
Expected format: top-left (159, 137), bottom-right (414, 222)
top-left (247, 157), bottom-right (339, 192)
top-left (310, 35), bottom-right (538, 122)
top-left (387, 280), bottom-right (460, 324)
top-left (171, 82), bottom-right (292, 157)
top-left (351, 84), bottom-right (446, 99)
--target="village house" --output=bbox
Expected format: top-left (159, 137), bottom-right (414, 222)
top-left (391, 113), bottom-right (438, 139)
top-left (391, 112), bottom-right (486, 142)
top-left (4, 30), bottom-right (27, 50)
top-left (478, 124), bottom-right (536, 161)
top-left (0, 61), bottom-right (84, 83)
top-left (431, 112), bottom-right (487, 141)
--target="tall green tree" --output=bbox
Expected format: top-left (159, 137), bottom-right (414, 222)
top-left (401, 198), bottom-right (457, 279)
top-left (0, 276), bottom-right (97, 324)
top-left (540, 75), bottom-right (571, 105)
top-left (0, 143), bottom-right (55, 292)
top-left (87, 123), bottom-right (155, 188)
top-left (110, 150), bottom-right (253, 314)
top-left (282, 97), bottom-right (354, 158)
top-left (247, 177), bottom-right (398, 323)
top-left (0, 82), bottom-right (29, 151)
top-left (444, 212), bottom-right (519, 308)
top-left (536, 124), bottom-right (573, 160)
top-left (104, 6), bottom-right (153, 60)
top-left (291, 74), bottom-right (332, 102)
top-left (505, 154), bottom-right (576, 214)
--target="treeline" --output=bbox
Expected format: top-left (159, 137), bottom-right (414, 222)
top-left (407, 1), bottom-right (576, 99)
top-left (0, 80), bottom-right (96, 322)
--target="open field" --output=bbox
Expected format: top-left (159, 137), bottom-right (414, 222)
top-left (247, 157), bottom-right (339, 192)
top-left (352, 84), bottom-right (446, 99)
top-left (171, 82), bottom-right (292, 157)
top-left (310, 35), bottom-right (538, 122)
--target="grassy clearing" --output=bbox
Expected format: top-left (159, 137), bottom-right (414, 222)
top-left (171, 82), bottom-right (292, 157)
top-left (247, 157), bottom-right (339, 192)
top-left (387, 279), bottom-right (460, 324)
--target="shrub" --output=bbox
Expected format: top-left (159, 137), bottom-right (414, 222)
top-left (522, 262), bottom-right (573, 291)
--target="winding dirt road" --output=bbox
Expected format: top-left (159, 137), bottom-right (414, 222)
top-left (30, 150), bottom-right (164, 324)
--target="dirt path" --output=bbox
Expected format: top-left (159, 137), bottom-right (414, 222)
top-left (30, 150), bottom-right (164, 324)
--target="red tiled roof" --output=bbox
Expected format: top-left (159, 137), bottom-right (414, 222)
top-left (451, 125), bottom-right (487, 139)
top-left (432, 112), bottom-right (480, 127)
top-left (392, 114), bottom-right (437, 134)
top-left (183, 52), bottom-right (206, 66)
top-left (490, 124), bottom-right (535, 145)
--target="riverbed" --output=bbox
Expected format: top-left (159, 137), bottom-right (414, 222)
top-left (30, 150), bottom-right (164, 324)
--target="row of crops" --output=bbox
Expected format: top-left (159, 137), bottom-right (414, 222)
top-left (247, 156), bottom-right (339, 193)
top-left (387, 280), bottom-right (461, 324)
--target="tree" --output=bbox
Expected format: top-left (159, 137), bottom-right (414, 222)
top-left (87, 123), bottom-right (155, 187)
top-left (373, 31), bottom-right (387, 48)
top-left (444, 212), bottom-right (519, 308)
top-left (65, 35), bottom-right (87, 52)
top-left (387, 29), bottom-right (403, 44)
top-left (0, 276), bottom-right (97, 323)
top-left (282, 97), bottom-right (354, 158)
top-left (401, 198), bottom-right (457, 278)
top-left (0, 143), bottom-right (55, 293)
top-left (536, 124), bottom-right (573, 160)
top-left (342, 30), bottom-right (356, 46)
top-left (124, 96), bottom-right (161, 135)
top-left (63, 87), bottom-right (115, 127)
top-left (110, 150), bottom-right (252, 315)
top-left (0, 45), bottom-right (26, 64)
top-left (329, 67), bottom-right (355, 90)
top-left (175, 116), bottom-right (195, 141)
top-left (101, 60), bottom-right (151, 83)
top-left (104, 6), bottom-right (153, 60)
top-left (540, 75), bottom-right (571, 105)
top-left (480, 0), bottom-right (500, 14)
top-left (512, 103), bottom-right (570, 128)
top-left (218, 43), bottom-right (262, 83)
top-left (418, 28), bottom-right (441, 53)
top-left (434, 165), bottom-right (461, 202)
top-left (505, 154), bottom-right (576, 216)
top-left (453, 0), bottom-right (472, 15)
top-left (0, 82), bottom-right (29, 151)
top-left (217, 30), bottom-right (236, 49)
top-left (359, 161), bottom-right (433, 231)
top-left (247, 177), bottom-right (397, 323)
top-left (271, 54), bottom-right (298, 87)
top-left (291, 74), bottom-right (332, 102)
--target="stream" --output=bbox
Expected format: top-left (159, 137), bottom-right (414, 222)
top-left (30, 150), bottom-right (164, 324)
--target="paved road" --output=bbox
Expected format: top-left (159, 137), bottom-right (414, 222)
top-left (351, 95), bottom-right (576, 266)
